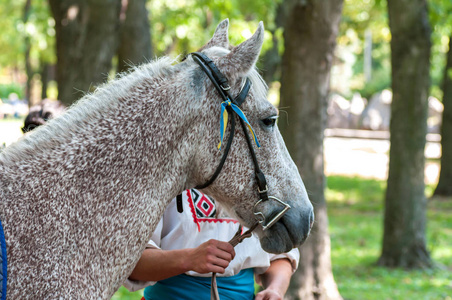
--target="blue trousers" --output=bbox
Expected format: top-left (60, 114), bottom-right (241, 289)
top-left (143, 269), bottom-right (255, 300)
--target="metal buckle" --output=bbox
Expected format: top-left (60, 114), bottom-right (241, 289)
top-left (253, 196), bottom-right (291, 231)
top-left (258, 185), bottom-right (268, 194)
top-left (221, 84), bottom-right (231, 91)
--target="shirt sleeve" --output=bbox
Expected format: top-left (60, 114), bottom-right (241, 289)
top-left (269, 247), bottom-right (300, 274)
top-left (253, 247), bottom-right (300, 277)
top-left (253, 248), bottom-right (300, 287)
top-left (122, 218), bottom-right (164, 292)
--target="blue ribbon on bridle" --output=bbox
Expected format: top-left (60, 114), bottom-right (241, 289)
top-left (218, 99), bottom-right (260, 150)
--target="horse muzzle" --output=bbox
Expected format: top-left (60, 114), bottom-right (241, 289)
top-left (254, 195), bottom-right (314, 253)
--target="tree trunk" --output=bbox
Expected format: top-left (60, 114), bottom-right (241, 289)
top-left (117, 0), bottom-right (152, 73)
top-left (49, 0), bottom-right (121, 106)
top-left (40, 62), bottom-right (49, 100)
top-left (378, 0), bottom-right (432, 268)
top-left (23, 0), bottom-right (33, 106)
top-left (434, 35), bottom-right (452, 197)
top-left (279, 1), bottom-right (344, 299)
top-left (260, 3), bottom-right (286, 85)
top-left (261, 31), bottom-right (280, 85)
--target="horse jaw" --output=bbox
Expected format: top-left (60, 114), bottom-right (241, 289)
top-left (254, 200), bottom-right (314, 254)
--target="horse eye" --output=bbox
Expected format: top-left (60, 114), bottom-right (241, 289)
top-left (262, 116), bottom-right (278, 127)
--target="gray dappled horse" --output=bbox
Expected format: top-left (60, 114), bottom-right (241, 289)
top-left (0, 20), bottom-right (313, 299)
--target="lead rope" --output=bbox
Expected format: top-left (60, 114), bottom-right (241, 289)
top-left (210, 222), bottom-right (259, 300)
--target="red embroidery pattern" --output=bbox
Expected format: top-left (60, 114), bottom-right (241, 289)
top-left (186, 190), bottom-right (238, 232)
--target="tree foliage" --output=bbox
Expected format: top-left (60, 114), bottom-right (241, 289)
top-left (429, 0), bottom-right (452, 98)
top-left (1, 0), bottom-right (452, 103)
top-left (0, 0), bottom-right (54, 74)
top-left (148, 0), bottom-right (279, 57)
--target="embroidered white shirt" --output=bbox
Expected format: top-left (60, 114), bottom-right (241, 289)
top-left (124, 189), bottom-right (300, 292)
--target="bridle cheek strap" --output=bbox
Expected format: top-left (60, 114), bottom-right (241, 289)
top-left (177, 51), bottom-right (291, 300)
top-left (177, 52), bottom-right (254, 213)
top-left (178, 52), bottom-right (289, 226)
top-left (190, 52), bottom-right (266, 196)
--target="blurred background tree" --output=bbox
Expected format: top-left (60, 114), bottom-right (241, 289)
top-left (378, 0), bottom-right (432, 269)
top-left (431, 0), bottom-right (452, 197)
top-left (117, 0), bottom-right (152, 73)
top-left (434, 34), bottom-right (452, 196)
top-left (49, 0), bottom-right (123, 105)
top-left (0, 0), bottom-right (55, 103)
top-left (48, 0), bottom-right (153, 106)
top-left (279, 0), bottom-right (344, 299)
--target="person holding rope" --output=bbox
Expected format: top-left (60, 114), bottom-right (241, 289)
top-left (123, 189), bottom-right (299, 300)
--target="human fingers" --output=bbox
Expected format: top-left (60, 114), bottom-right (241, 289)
top-left (212, 240), bottom-right (236, 259)
top-left (189, 240), bottom-right (232, 273)
top-left (208, 242), bottom-right (235, 262)
top-left (255, 289), bottom-right (282, 300)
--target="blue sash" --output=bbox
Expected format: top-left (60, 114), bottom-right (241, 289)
top-left (143, 268), bottom-right (255, 300)
top-left (0, 218), bottom-right (7, 300)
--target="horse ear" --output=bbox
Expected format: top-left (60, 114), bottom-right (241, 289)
top-left (198, 19), bottom-right (230, 50)
top-left (217, 22), bottom-right (264, 81)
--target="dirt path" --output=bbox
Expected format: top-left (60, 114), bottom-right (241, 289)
top-left (325, 137), bottom-right (440, 184)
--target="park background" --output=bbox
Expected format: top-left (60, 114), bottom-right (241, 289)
top-left (0, 0), bottom-right (451, 299)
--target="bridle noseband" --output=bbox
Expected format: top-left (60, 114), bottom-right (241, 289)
top-left (176, 51), bottom-right (290, 231)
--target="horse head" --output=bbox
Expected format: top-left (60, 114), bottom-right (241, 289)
top-left (186, 20), bottom-right (314, 253)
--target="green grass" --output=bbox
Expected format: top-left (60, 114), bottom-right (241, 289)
top-left (112, 287), bottom-right (142, 300)
top-left (327, 175), bottom-right (452, 300)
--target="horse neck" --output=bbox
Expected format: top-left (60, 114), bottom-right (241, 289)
top-left (74, 75), bottom-right (201, 208)
top-left (0, 64), bottom-right (211, 298)
top-left (80, 72), bottom-right (206, 295)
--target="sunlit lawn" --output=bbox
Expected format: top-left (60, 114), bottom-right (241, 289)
top-left (1, 119), bottom-right (450, 299)
top-left (0, 117), bottom-right (24, 147)
top-left (327, 176), bottom-right (452, 300)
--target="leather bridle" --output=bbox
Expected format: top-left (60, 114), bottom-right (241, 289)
top-left (180, 51), bottom-right (291, 229)
top-left (176, 52), bottom-right (292, 299)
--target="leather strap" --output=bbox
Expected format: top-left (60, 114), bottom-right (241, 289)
top-left (191, 52), bottom-right (230, 91)
top-left (176, 53), bottom-right (252, 212)
top-left (176, 194), bottom-right (183, 213)
top-left (210, 223), bottom-right (259, 300)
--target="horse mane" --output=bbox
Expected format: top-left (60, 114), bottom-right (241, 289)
top-left (0, 56), bottom-right (176, 165)
top-left (1, 47), bottom-right (268, 167)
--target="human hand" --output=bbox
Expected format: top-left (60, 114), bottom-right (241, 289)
top-left (255, 288), bottom-right (283, 300)
top-left (187, 239), bottom-right (235, 274)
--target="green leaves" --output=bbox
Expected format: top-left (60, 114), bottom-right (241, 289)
top-left (0, 0), bottom-right (54, 66)
top-left (148, 0), bottom-right (279, 56)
